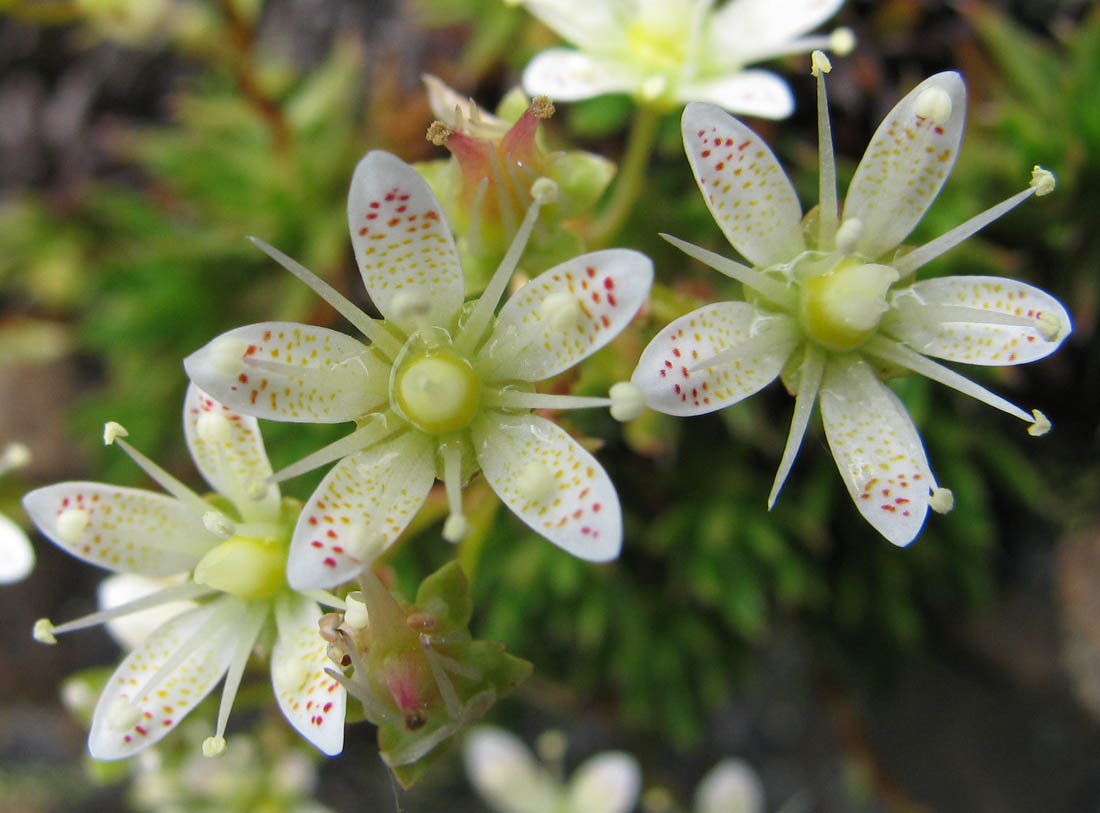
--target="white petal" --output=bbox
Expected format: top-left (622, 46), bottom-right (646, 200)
top-left (523, 49), bottom-right (642, 102)
top-left (184, 323), bottom-right (384, 424)
top-left (694, 758), bottom-right (765, 813)
top-left (709, 0), bottom-right (846, 62)
top-left (819, 356), bottom-right (934, 546)
top-left (520, 1), bottom-right (623, 53)
top-left (97, 573), bottom-right (196, 650)
top-left (480, 249), bottom-right (653, 382)
top-left (0, 511), bottom-right (34, 583)
top-left (678, 70), bottom-right (794, 119)
top-left (681, 102), bottom-right (805, 267)
top-left (88, 597), bottom-right (242, 759)
top-left (286, 431), bottom-right (436, 590)
top-left (473, 413), bottom-right (621, 562)
top-left (631, 304), bottom-right (797, 416)
top-left (843, 72), bottom-right (967, 260)
top-left (348, 151), bottom-right (465, 334)
top-left (567, 751), bottom-right (642, 813)
top-left (22, 483), bottom-right (211, 576)
top-left (271, 593), bottom-right (345, 756)
top-left (183, 384), bottom-right (280, 522)
top-left (883, 275), bottom-right (1071, 365)
top-left (463, 725), bottom-right (560, 813)
top-left (423, 74), bottom-right (506, 135)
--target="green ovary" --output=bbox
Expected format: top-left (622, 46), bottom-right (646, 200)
top-left (393, 349), bottom-right (482, 435)
top-left (799, 260), bottom-right (899, 352)
top-left (194, 534), bottom-right (287, 600)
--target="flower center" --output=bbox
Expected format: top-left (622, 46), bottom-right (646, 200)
top-left (393, 349), bottom-right (481, 435)
top-left (626, 19), bottom-right (685, 75)
top-left (193, 532), bottom-right (287, 600)
top-left (799, 260), bottom-right (899, 351)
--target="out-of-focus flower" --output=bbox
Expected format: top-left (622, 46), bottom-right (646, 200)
top-left (186, 151), bottom-right (652, 588)
top-left (632, 55), bottom-right (1070, 545)
top-left (518, 0), bottom-right (853, 116)
top-left (322, 562), bottom-right (531, 788)
top-left (419, 75), bottom-right (614, 290)
top-left (24, 385), bottom-right (346, 759)
top-left (464, 725), bottom-right (640, 813)
top-left (693, 758), bottom-right (764, 813)
top-left (0, 442), bottom-right (35, 584)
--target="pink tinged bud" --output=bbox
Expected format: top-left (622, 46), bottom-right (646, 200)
top-left (499, 98), bottom-right (553, 170)
top-left (383, 654), bottom-right (431, 730)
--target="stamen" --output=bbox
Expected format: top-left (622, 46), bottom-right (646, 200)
top-left (422, 643), bottom-right (482, 680)
top-left (1030, 166), bottom-right (1056, 196)
top-left (208, 602), bottom-right (267, 757)
top-left (768, 345), bottom-right (825, 508)
top-left (834, 218), bottom-right (862, 255)
top-left (202, 511), bottom-right (236, 540)
top-left (247, 236), bottom-right (403, 360)
top-left (456, 178), bottom-right (558, 354)
top-left (516, 461), bottom-right (556, 504)
top-left (466, 176), bottom-right (489, 260)
top-left (609, 381), bottom-right (647, 422)
top-left (268, 412), bottom-right (399, 484)
top-left (104, 424), bottom-right (212, 519)
top-left (300, 589), bottom-right (347, 611)
top-left (863, 336), bottom-right (1034, 423)
top-left (661, 234), bottom-right (798, 310)
top-left (748, 28), bottom-right (854, 63)
top-left (814, 48), bottom-right (838, 249)
top-left (421, 645), bottom-right (462, 719)
top-left (930, 487), bottom-right (954, 514)
top-left (38, 581), bottom-right (213, 639)
top-left (894, 172), bottom-right (1050, 275)
top-left (326, 666), bottom-right (404, 730)
top-left (440, 440), bottom-right (468, 543)
top-left (202, 736), bottom-right (226, 757)
top-left (484, 389), bottom-right (612, 411)
top-left (1027, 409), bottom-right (1051, 437)
top-left (488, 147), bottom-right (518, 237)
top-left (344, 523), bottom-right (386, 564)
top-left (343, 593), bottom-right (369, 630)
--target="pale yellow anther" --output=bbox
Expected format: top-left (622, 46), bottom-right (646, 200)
top-left (930, 487), bottom-right (954, 514)
top-left (195, 412), bottom-right (233, 444)
top-left (1030, 165), bottom-right (1055, 197)
top-left (834, 218), bottom-right (863, 254)
top-left (202, 511), bottom-right (236, 540)
top-left (609, 381), bottom-right (647, 422)
top-left (442, 514), bottom-right (469, 543)
top-left (33, 618), bottom-right (57, 644)
top-left (273, 655), bottom-right (310, 693)
top-left (1037, 312), bottom-right (1063, 342)
top-left (343, 593), bottom-right (370, 630)
top-left (0, 442), bottom-right (30, 471)
top-left (202, 736), bottom-right (227, 758)
top-left (103, 421), bottom-right (128, 445)
top-left (540, 290), bottom-right (582, 330)
top-left (913, 87), bottom-right (952, 125)
top-left (391, 290), bottom-right (432, 321)
top-left (516, 460), bottom-right (556, 504)
top-left (640, 74), bottom-right (669, 102)
top-left (829, 27), bottom-right (856, 56)
top-left (209, 336), bottom-right (247, 376)
top-left (106, 697), bottom-right (142, 732)
top-left (530, 177), bottom-right (559, 205)
top-left (1028, 409), bottom-right (1051, 437)
top-left (811, 50), bottom-right (832, 77)
top-left (57, 508), bottom-right (90, 543)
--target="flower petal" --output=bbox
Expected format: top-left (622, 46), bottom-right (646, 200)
top-left (694, 758), bottom-right (765, 813)
top-left (631, 304), bottom-right (798, 416)
top-left (22, 483), bottom-right (211, 576)
top-left (480, 249), bottom-right (653, 382)
top-left (681, 102), bottom-right (805, 267)
top-left (519, 1), bottom-right (622, 52)
top-left (183, 384), bottom-right (280, 522)
top-left (287, 431), bottom-right (436, 590)
top-left (98, 573), bottom-right (196, 650)
top-left (709, 0), bottom-right (846, 62)
top-left (88, 597), bottom-right (242, 759)
top-left (463, 725), bottom-right (559, 813)
top-left (523, 49), bottom-right (642, 101)
top-left (185, 322), bottom-right (384, 424)
top-left (843, 72), bottom-right (967, 260)
top-left (348, 151), bottom-right (464, 333)
top-left (678, 70), bottom-right (794, 119)
top-left (271, 593), bottom-right (345, 756)
top-left (883, 275), bottom-right (1071, 365)
top-left (0, 511), bottom-right (34, 584)
top-left (568, 751), bottom-right (642, 813)
top-left (819, 356), bottom-right (934, 546)
top-left (472, 413), bottom-right (621, 561)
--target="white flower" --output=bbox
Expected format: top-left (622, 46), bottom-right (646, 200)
top-left (631, 55), bottom-right (1070, 545)
top-left (464, 725), bottom-right (641, 813)
top-left (519, 0), bottom-right (853, 116)
top-left (0, 442), bottom-right (35, 584)
top-left (185, 151), bottom-right (653, 589)
top-left (23, 385), bottom-right (346, 759)
top-left (693, 759), bottom-right (764, 813)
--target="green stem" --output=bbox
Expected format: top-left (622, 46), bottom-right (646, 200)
top-left (586, 104), bottom-right (662, 247)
